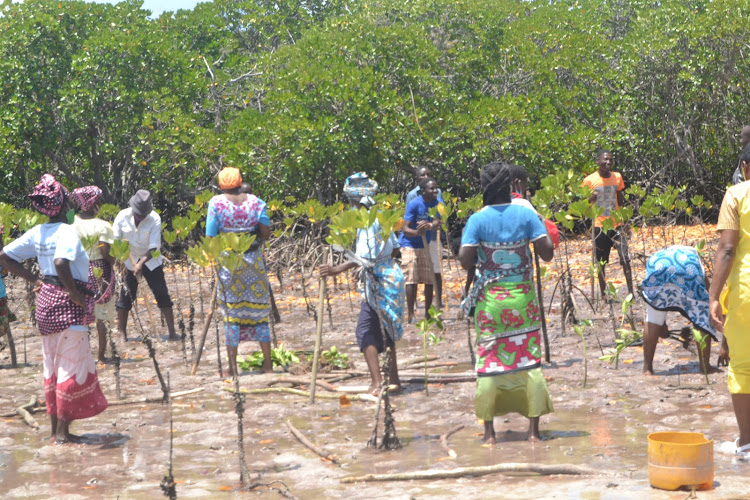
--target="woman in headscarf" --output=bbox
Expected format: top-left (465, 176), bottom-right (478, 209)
top-left (641, 245), bottom-right (717, 375)
top-left (320, 173), bottom-right (405, 394)
top-left (206, 167), bottom-right (272, 376)
top-left (709, 143), bottom-right (750, 459)
top-left (458, 162), bottom-right (554, 444)
top-left (72, 186), bottom-right (116, 363)
top-left (0, 174), bottom-right (107, 444)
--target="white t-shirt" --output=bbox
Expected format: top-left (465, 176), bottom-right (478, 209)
top-left (112, 208), bottom-right (162, 271)
top-left (4, 222), bottom-right (90, 281)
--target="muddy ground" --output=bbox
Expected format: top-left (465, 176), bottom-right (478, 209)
top-left (1, 227), bottom-right (749, 499)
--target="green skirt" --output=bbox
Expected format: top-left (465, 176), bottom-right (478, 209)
top-left (474, 367), bottom-right (553, 421)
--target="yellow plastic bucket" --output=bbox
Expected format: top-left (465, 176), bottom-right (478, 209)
top-left (648, 432), bottom-right (713, 491)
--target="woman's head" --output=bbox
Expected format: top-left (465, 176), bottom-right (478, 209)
top-left (72, 186), bottom-right (103, 215)
top-left (509, 164), bottom-right (529, 196)
top-left (738, 144), bottom-right (750, 184)
top-left (480, 162), bottom-right (512, 206)
top-left (218, 167), bottom-right (243, 192)
top-left (28, 174), bottom-right (69, 219)
top-left (343, 172), bottom-right (378, 208)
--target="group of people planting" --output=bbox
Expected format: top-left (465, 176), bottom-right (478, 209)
top-left (0, 140), bottom-right (749, 457)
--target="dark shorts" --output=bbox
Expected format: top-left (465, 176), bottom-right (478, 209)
top-left (594, 228), bottom-right (630, 266)
top-left (116, 265), bottom-right (173, 311)
top-left (355, 302), bottom-right (395, 354)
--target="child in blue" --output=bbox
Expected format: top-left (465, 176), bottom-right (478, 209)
top-left (399, 177), bottom-right (441, 322)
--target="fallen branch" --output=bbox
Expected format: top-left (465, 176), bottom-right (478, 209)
top-left (17, 395), bottom-right (39, 429)
top-left (398, 355), bottom-right (439, 369)
top-left (336, 385), bottom-right (398, 394)
top-left (401, 376), bottom-right (476, 384)
top-left (285, 420), bottom-right (339, 464)
top-left (439, 424), bottom-right (464, 459)
top-left (269, 377), bottom-right (338, 392)
top-left (222, 386), bottom-right (378, 403)
top-left (660, 386), bottom-right (710, 392)
top-left (106, 388), bottom-right (205, 407)
top-left (341, 463), bottom-right (609, 483)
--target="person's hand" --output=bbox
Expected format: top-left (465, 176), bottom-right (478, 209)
top-left (133, 262), bottom-right (143, 277)
top-left (416, 220), bottom-right (430, 234)
top-left (718, 338), bottom-right (730, 367)
top-left (68, 290), bottom-right (86, 308)
top-left (709, 299), bottom-right (725, 334)
top-left (33, 279), bottom-right (44, 293)
top-left (320, 264), bottom-right (338, 278)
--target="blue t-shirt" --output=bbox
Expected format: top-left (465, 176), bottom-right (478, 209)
top-left (405, 186), bottom-right (445, 205)
top-left (461, 204), bottom-right (547, 247)
top-left (398, 196), bottom-right (441, 249)
top-left (0, 272), bottom-right (5, 299)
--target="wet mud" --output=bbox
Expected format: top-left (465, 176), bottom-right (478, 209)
top-left (1, 231), bottom-right (750, 499)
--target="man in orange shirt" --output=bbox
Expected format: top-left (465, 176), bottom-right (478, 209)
top-left (582, 149), bottom-right (633, 299)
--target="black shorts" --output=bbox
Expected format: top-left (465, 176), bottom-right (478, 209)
top-left (116, 265), bottom-right (174, 310)
top-left (594, 228), bottom-right (630, 266)
top-left (355, 302), bottom-right (395, 354)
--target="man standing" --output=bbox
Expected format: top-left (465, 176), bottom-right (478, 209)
top-left (582, 149), bottom-right (634, 298)
top-left (113, 190), bottom-right (178, 341)
top-left (400, 178), bottom-right (441, 322)
top-left (405, 167), bottom-right (444, 309)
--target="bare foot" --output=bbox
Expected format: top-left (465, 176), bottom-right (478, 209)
top-left (528, 432), bottom-right (541, 442)
top-left (643, 367), bottom-right (655, 376)
top-left (483, 421), bottom-right (496, 444)
top-left (168, 335), bottom-right (180, 342)
top-left (259, 367), bottom-right (274, 374)
top-left (368, 385), bottom-right (382, 397)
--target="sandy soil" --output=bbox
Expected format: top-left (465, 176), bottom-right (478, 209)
top-left (1, 227), bottom-right (749, 499)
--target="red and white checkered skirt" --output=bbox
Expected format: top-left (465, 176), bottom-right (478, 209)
top-left (42, 329), bottom-right (107, 421)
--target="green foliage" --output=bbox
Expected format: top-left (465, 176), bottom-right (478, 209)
top-left (692, 328), bottom-right (710, 385)
top-left (110, 239), bottom-right (131, 263)
top-left (321, 346), bottom-right (350, 369)
top-left (238, 343), bottom-right (300, 370)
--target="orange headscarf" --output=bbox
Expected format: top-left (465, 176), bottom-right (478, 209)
top-left (217, 167), bottom-right (242, 190)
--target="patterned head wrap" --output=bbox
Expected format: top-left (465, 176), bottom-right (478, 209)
top-left (343, 172), bottom-right (378, 207)
top-left (29, 174), bottom-right (68, 216)
top-left (480, 162), bottom-right (512, 206)
top-left (72, 186), bottom-right (103, 212)
top-left (218, 167), bottom-right (243, 190)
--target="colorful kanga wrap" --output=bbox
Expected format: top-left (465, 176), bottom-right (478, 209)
top-left (29, 174), bottom-right (68, 217)
top-left (72, 186), bottom-right (102, 212)
top-left (206, 194), bottom-right (271, 347)
top-left (359, 256), bottom-right (405, 344)
top-left (36, 281), bottom-right (95, 336)
top-left (467, 240), bottom-right (553, 421)
top-left (641, 245), bottom-right (716, 339)
top-left (42, 329), bottom-right (107, 421)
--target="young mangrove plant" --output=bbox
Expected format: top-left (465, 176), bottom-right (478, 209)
top-left (573, 319), bottom-right (593, 388)
top-left (415, 305), bottom-right (444, 396)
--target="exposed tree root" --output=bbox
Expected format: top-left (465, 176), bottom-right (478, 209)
top-left (439, 424), bottom-right (464, 458)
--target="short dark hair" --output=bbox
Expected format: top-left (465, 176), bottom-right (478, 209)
top-left (509, 164), bottom-right (528, 182)
top-left (740, 143), bottom-right (750, 165)
top-left (596, 148), bottom-right (612, 160)
top-left (415, 166), bottom-right (430, 177)
top-left (418, 176), bottom-right (437, 191)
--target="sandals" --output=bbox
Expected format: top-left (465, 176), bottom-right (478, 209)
top-left (720, 438), bottom-right (750, 460)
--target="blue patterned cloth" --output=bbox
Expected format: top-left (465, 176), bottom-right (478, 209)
top-left (641, 245), bottom-right (716, 339)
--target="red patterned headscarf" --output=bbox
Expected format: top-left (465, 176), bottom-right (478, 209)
top-left (29, 174), bottom-right (68, 216)
top-left (72, 186), bottom-right (103, 212)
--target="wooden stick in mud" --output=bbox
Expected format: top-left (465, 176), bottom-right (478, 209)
top-left (401, 376), bottom-right (476, 384)
top-left (106, 387), bottom-right (205, 407)
top-left (398, 355), bottom-right (439, 368)
top-left (190, 278), bottom-right (219, 376)
top-left (341, 463), bottom-right (609, 483)
top-left (268, 377), bottom-right (338, 392)
top-left (439, 424), bottom-right (464, 459)
top-left (286, 420), bottom-right (339, 464)
top-left (534, 250), bottom-right (551, 363)
top-left (223, 386), bottom-right (378, 403)
top-left (420, 234), bottom-right (437, 287)
top-left (309, 248), bottom-right (328, 404)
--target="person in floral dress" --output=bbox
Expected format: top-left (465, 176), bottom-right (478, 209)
top-left (459, 162), bottom-right (554, 444)
top-left (206, 167), bottom-right (272, 376)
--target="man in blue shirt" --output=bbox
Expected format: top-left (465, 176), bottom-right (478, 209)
top-left (400, 178), bottom-right (442, 322)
